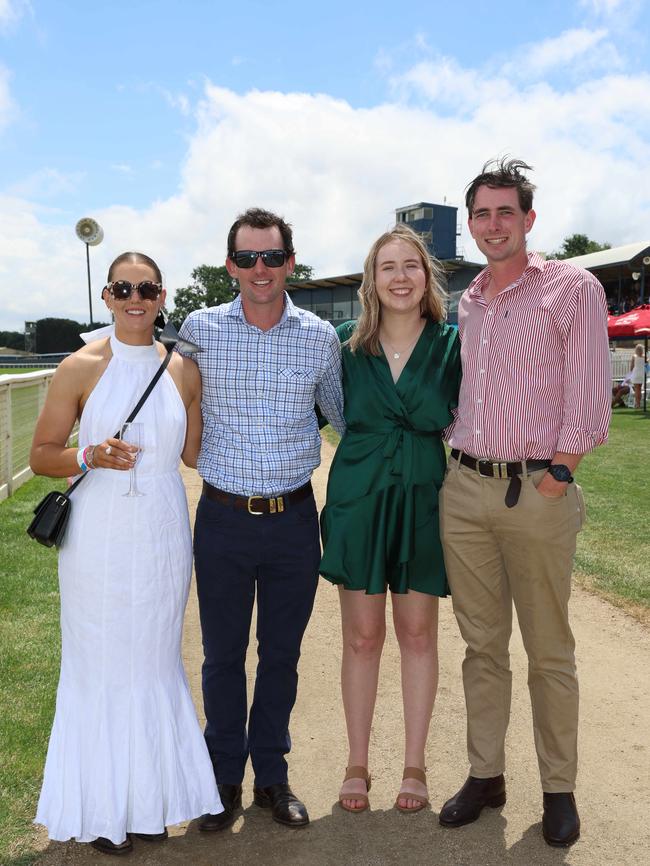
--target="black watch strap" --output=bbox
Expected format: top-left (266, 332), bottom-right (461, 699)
top-left (548, 464), bottom-right (574, 483)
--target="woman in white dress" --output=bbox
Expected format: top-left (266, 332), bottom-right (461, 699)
top-left (30, 252), bottom-right (222, 855)
top-left (630, 343), bottom-right (646, 409)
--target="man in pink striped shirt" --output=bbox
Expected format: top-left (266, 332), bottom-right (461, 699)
top-left (438, 158), bottom-right (611, 847)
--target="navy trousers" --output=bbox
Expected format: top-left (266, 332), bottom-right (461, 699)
top-left (193, 490), bottom-right (321, 788)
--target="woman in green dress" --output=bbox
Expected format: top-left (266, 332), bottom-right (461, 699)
top-left (320, 224), bottom-right (460, 814)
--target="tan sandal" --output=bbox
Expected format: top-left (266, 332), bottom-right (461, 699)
top-left (395, 766), bottom-right (429, 813)
top-left (338, 765), bottom-right (371, 813)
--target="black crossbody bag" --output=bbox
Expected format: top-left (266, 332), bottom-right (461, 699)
top-left (26, 323), bottom-right (200, 548)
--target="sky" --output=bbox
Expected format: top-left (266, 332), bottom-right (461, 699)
top-left (0, 0), bottom-right (649, 331)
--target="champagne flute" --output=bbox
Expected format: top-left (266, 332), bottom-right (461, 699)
top-left (120, 422), bottom-right (144, 497)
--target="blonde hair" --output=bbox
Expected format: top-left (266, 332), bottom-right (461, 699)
top-left (349, 224), bottom-right (447, 355)
top-left (635, 343), bottom-right (644, 356)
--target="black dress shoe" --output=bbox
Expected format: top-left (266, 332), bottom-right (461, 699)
top-left (439, 775), bottom-right (506, 827)
top-left (90, 836), bottom-right (133, 855)
top-left (542, 792), bottom-right (580, 847)
top-left (199, 783), bottom-right (243, 832)
top-left (131, 828), bottom-right (168, 841)
top-left (253, 782), bottom-right (310, 827)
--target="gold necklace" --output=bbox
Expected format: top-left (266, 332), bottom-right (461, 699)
top-left (380, 327), bottom-right (423, 360)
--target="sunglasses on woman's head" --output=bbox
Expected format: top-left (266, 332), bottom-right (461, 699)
top-left (229, 249), bottom-right (288, 269)
top-left (105, 280), bottom-right (163, 300)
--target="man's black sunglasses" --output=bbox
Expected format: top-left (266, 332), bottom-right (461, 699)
top-left (230, 249), bottom-right (288, 269)
top-left (104, 280), bottom-right (163, 301)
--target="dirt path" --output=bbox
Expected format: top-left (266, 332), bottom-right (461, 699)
top-left (33, 440), bottom-right (650, 866)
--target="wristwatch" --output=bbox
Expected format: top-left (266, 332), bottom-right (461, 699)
top-left (548, 464), bottom-right (574, 484)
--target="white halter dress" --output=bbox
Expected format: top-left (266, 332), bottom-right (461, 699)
top-left (35, 335), bottom-right (222, 843)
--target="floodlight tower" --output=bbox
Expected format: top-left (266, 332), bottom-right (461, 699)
top-left (75, 217), bottom-right (104, 325)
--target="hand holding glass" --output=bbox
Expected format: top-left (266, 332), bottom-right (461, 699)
top-left (120, 422), bottom-right (144, 497)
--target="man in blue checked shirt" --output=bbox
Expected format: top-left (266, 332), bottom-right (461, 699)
top-left (178, 207), bottom-right (345, 832)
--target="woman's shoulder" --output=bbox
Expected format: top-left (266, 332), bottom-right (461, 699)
top-left (57, 337), bottom-right (111, 378)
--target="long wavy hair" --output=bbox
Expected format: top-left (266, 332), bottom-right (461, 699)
top-left (349, 224), bottom-right (447, 356)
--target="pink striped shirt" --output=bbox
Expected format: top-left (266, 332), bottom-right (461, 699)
top-left (448, 252), bottom-right (611, 460)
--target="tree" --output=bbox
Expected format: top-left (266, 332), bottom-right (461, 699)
top-left (551, 234), bottom-right (611, 260)
top-left (0, 330), bottom-right (25, 351)
top-left (33, 319), bottom-right (110, 354)
top-left (290, 263), bottom-right (314, 282)
top-left (169, 262), bottom-right (315, 326)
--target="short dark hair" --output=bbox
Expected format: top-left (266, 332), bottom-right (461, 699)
top-left (107, 251), bottom-right (162, 283)
top-left (227, 207), bottom-right (295, 258)
top-left (465, 157), bottom-right (536, 215)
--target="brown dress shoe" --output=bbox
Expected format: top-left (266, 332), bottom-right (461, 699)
top-left (542, 792), bottom-right (580, 847)
top-left (439, 775), bottom-right (506, 827)
top-left (253, 782), bottom-right (309, 827)
top-left (199, 783), bottom-right (243, 832)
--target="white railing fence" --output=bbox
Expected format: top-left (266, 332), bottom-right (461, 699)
top-left (0, 371), bottom-right (55, 500)
top-left (610, 350), bottom-right (635, 380)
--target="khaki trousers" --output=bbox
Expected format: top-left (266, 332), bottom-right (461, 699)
top-left (439, 458), bottom-right (586, 793)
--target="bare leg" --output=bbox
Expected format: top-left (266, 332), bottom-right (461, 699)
top-left (338, 587), bottom-right (386, 810)
top-left (392, 591), bottom-right (439, 810)
top-left (634, 383), bottom-right (641, 409)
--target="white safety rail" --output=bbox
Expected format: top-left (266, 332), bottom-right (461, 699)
top-left (610, 350), bottom-right (635, 380)
top-left (0, 370), bottom-right (77, 500)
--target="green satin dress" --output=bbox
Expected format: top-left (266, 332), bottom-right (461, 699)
top-left (320, 318), bottom-right (461, 595)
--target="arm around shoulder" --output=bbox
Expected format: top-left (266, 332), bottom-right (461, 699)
top-left (181, 355), bottom-right (203, 468)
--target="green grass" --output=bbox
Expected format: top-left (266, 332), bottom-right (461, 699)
top-left (0, 476), bottom-right (61, 865)
top-left (574, 408), bottom-right (650, 613)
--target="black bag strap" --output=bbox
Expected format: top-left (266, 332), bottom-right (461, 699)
top-left (67, 345), bottom-right (174, 496)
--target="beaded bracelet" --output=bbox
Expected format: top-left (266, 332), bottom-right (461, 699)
top-left (76, 447), bottom-right (89, 473)
top-left (84, 445), bottom-right (96, 469)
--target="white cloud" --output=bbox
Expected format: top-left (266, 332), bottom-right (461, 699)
top-left (0, 65), bottom-right (15, 132)
top-left (7, 167), bottom-right (84, 199)
top-left (0, 0), bottom-right (30, 30)
top-left (0, 0), bottom-right (16, 27)
top-left (508, 27), bottom-right (619, 77)
top-left (580, 0), bottom-right (629, 14)
top-left (110, 163), bottom-right (133, 175)
top-left (1, 46), bottom-right (650, 331)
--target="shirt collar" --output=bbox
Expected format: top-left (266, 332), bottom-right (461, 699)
top-left (468, 251), bottom-right (547, 299)
top-left (226, 291), bottom-right (300, 327)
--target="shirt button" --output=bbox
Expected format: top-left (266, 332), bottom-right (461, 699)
top-left (480, 369), bottom-right (485, 374)
top-left (477, 398), bottom-right (483, 404)
top-left (482, 339), bottom-right (487, 345)
top-left (476, 430), bottom-right (481, 434)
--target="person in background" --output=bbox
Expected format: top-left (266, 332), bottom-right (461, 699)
top-left (320, 224), bottom-right (460, 814)
top-left (630, 343), bottom-right (646, 409)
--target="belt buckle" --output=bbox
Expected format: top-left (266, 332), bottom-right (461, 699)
top-left (268, 496), bottom-right (284, 514)
top-left (247, 496), bottom-right (264, 515)
top-left (477, 459), bottom-right (494, 478)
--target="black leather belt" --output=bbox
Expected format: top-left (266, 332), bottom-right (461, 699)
top-left (450, 449), bottom-right (551, 479)
top-left (202, 481), bottom-right (312, 515)
top-left (450, 450), bottom-right (551, 508)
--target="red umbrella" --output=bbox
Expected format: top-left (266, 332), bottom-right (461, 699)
top-left (607, 304), bottom-right (650, 338)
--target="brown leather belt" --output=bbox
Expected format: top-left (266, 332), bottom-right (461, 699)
top-left (450, 450), bottom-right (552, 508)
top-left (451, 449), bottom-right (551, 479)
top-left (202, 481), bottom-right (313, 515)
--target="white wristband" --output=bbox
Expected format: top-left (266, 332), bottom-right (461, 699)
top-left (76, 447), bottom-right (89, 472)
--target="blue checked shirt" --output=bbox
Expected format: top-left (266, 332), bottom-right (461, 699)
top-left (178, 293), bottom-right (345, 496)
